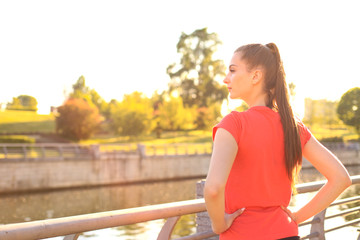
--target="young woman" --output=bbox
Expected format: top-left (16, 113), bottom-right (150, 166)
top-left (204, 43), bottom-right (352, 240)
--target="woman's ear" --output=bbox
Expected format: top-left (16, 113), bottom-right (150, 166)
top-left (251, 69), bottom-right (263, 85)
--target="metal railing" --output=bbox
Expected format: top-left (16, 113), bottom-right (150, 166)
top-left (0, 143), bottom-right (213, 161)
top-left (0, 176), bottom-right (360, 240)
top-left (0, 143), bottom-right (94, 161)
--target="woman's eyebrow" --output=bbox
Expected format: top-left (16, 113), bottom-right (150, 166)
top-left (229, 64), bottom-right (237, 68)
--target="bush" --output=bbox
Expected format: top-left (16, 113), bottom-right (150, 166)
top-left (109, 92), bottom-right (154, 137)
top-left (0, 135), bottom-right (35, 143)
top-left (56, 98), bottom-right (102, 141)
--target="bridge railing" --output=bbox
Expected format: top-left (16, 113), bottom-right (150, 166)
top-left (1, 175), bottom-right (360, 240)
top-left (0, 142), bottom-right (358, 161)
top-left (0, 143), bottom-right (213, 161)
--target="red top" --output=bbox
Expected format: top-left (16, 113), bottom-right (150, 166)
top-left (213, 106), bottom-right (311, 240)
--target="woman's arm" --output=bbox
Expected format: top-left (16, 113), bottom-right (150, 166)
top-left (204, 128), bottom-right (244, 234)
top-left (290, 135), bottom-right (352, 224)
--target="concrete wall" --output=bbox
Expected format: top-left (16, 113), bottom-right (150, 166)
top-left (0, 145), bottom-right (358, 194)
top-left (0, 153), bottom-right (211, 194)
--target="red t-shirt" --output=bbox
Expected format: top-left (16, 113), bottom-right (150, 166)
top-left (212, 106), bottom-right (311, 240)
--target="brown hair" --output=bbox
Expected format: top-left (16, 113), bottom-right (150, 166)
top-left (235, 43), bottom-right (302, 190)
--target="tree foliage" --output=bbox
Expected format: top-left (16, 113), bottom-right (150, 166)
top-left (195, 104), bottom-right (222, 130)
top-left (109, 92), bottom-right (154, 136)
top-left (167, 28), bottom-right (228, 108)
top-left (56, 98), bottom-right (102, 141)
top-left (157, 95), bottom-right (196, 131)
top-left (69, 76), bottom-right (109, 117)
top-left (7, 95), bottom-right (38, 111)
top-left (337, 87), bottom-right (360, 137)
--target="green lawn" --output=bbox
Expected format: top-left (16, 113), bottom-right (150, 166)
top-left (308, 124), bottom-right (359, 142)
top-left (0, 110), bottom-right (55, 133)
top-left (0, 110), bottom-right (357, 144)
top-left (81, 130), bottom-right (213, 145)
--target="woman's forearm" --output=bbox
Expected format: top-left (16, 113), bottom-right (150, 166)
top-left (204, 184), bottom-right (227, 234)
top-left (204, 128), bottom-right (239, 234)
top-left (295, 177), bottom-right (351, 223)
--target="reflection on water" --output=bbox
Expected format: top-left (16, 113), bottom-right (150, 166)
top-left (1, 166), bottom-right (360, 239)
top-left (0, 179), bottom-right (199, 225)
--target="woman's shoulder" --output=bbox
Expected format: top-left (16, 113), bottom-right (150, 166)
top-left (295, 116), bottom-right (312, 147)
top-left (221, 110), bottom-right (247, 122)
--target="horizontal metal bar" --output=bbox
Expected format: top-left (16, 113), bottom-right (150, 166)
top-left (175, 231), bottom-right (217, 240)
top-left (325, 206), bottom-right (360, 220)
top-left (296, 175), bottom-right (360, 194)
top-left (1, 176), bottom-right (359, 240)
top-left (330, 195), bottom-right (360, 207)
top-left (296, 180), bottom-right (327, 193)
top-left (0, 199), bottom-right (206, 240)
top-left (325, 218), bottom-right (360, 233)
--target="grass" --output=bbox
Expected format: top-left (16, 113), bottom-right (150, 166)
top-left (0, 110), bottom-right (357, 144)
top-left (308, 124), bottom-right (359, 142)
top-left (81, 130), bottom-right (213, 145)
top-left (0, 110), bottom-right (55, 133)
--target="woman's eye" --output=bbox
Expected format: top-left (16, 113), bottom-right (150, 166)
top-left (229, 69), bottom-right (235, 73)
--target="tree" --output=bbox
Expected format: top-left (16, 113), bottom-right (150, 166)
top-left (167, 28), bottom-right (228, 108)
top-left (89, 89), bottom-right (109, 118)
top-left (195, 104), bottom-right (222, 130)
top-left (70, 75), bottom-right (90, 100)
top-left (109, 92), bottom-right (154, 136)
top-left (69, 75), bottom-right (109, 117)
top-left (7, 95), bottom-right (38, 111)
top-left (337, 87), bottom-right (360, 138)
top-left (157, 95), bottom-right (196, 131)
top-left (56, 98), bottom-right (102, 141)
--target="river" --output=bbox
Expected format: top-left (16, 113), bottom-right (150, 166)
top-left (1, 166), bottom-right (360, 239)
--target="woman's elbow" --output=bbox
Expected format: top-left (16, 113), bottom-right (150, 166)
top-left (342, 173), bottom-right (352, 189)
top-left (333, 170), bottom-right (352, 190)
top-left (212, 225), bottom-right (225, 235)
top-left (204, 181), bottom-right (224, 199)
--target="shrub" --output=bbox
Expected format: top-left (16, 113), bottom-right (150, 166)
top-left (56, 98), bottom-right (102, 141)
top-left (109, 92), bottom-right (154, 137)
top-left (0, 135), bottom-right (35, 143)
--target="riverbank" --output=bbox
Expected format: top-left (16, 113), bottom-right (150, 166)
top-left (0, 143), bottom-right (358, 194)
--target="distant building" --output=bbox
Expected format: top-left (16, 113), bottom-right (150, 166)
top-left (50, 106), bottom-right (58, 114)
top-left (303, 98), bottom-right (340, 126)
top-left (0, 103), bottom-right (6, 111)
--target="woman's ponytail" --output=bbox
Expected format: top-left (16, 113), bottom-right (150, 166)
top-left (265, 43), bottom-right (302, 190)
top-left (235, 43), bottom-right (302, 191)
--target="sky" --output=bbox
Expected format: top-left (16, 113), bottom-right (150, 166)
top-left (1, 0), bottom-right (359, 116)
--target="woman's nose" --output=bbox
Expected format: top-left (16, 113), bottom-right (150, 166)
top-left (223, 75), bottom-right (229, 84)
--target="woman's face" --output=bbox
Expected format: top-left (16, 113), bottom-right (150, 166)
top-left (223, 52), bottom-right (254, 100)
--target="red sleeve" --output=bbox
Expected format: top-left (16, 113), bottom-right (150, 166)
top-left (212, 112), bottom-right (241, 144)
top-left (297, 120), bottom-right (311, 149)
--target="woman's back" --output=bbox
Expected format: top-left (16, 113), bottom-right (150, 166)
top-left (213, 106), bottom-right (310, 239)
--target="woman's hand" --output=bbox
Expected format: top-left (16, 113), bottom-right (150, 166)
top-left (220, 208), bottom-right (246, 233)
top-left (211, 208), bottom-right (245, 234)
top-left (281, 206), bottom-right (299, 224)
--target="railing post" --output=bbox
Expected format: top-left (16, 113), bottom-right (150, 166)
top-left (196, 180), bottom-right (219, 240)
top-left (63, 233), bottom-right (80, 240)
top-left (22, 145), bottom-right (27, 160)
top-left (58, 146), bottom-right (63, 160)
top-left (3, 146), bottom-right (7, 159)
top-left (309, 209), bottom-right (326, 240)
top-left (137, 144), bottom-right (146, 159)
top-left (90, 144), bottom-right (100, 160)
top-left (157, 216), bottom-right (181, 240)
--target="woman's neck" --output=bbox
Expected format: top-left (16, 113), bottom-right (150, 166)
top-left (245, 92), bottom-right (267, 108)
